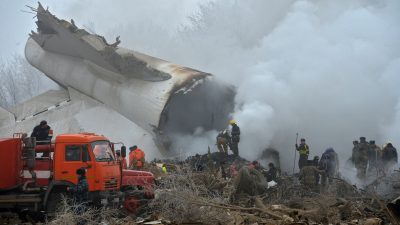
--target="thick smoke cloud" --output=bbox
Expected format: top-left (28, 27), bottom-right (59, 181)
top-left (40, 0), bottom-right (400, 171)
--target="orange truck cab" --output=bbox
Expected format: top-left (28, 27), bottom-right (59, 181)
top-left (0, 132), bottom-right (154, 216)
top-left (48, 133), bottom-right (123, 208)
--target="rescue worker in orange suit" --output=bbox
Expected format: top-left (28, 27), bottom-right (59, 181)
top-left (296, 138), bottom-right (310, 170)
top-left (31, 120), bottom-right (51, 143)
top-left (229, 120), bottom-right (241, 156)
top-left (129, 145), bottom-right (145, 170)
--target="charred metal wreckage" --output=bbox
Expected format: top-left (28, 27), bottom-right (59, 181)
top-left (18, 3), bottom-right (235, 151)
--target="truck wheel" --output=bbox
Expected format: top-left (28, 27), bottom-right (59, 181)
top-left (46, 192), bottom-right (65, 217)
top-left (123, 193), bottom-right (149, 214)
top-left (124, 196), bottom-right (140, 213)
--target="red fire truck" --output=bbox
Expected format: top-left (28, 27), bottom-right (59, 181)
top-left (0, 132), bottom-right (154, 216)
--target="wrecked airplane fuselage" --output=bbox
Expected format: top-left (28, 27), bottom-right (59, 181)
top-left (25, 3), bottom-right (234, 151)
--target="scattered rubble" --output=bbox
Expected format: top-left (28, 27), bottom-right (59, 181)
top-left (141, 153), bottom-right (400, 225)
top-left (3, 152), bottom-right (399, 224)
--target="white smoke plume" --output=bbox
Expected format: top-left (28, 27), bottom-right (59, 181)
top-left (38, 0), bottom-right (400, 172)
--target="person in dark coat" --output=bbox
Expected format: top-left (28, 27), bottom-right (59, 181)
top-left (71, 168), bottom-right (89, 224)
top-left (73, 168), bottom-right (89, 204)
top-left (31, 120), bottom-right (51, 143)
top-left (368, 140), bottom-right (382, 175)
top-left (229, 120), bottom-right (241, 156)
top-left (319, 148), bottom-right (339, 185)
top-left (266, 162), bottom-right (278, 182)
top-left (382, 143), bottom-right (398, 173)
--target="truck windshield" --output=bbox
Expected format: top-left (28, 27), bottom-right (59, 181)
top-left (91, 141), bottom-right (115, 162)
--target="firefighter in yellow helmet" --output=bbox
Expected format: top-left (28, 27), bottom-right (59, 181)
top-left (296, 138), bottom-right (310, 170)
top-left (229, 120), bottom-right (240, 156)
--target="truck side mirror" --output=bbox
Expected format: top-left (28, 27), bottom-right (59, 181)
top-left (121, 146), bottom-right (126, 158)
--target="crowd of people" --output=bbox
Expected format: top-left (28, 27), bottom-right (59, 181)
top-left (295, 137), bottom-right (398, 191)
top-left (219, 132), bottom-right (398, 192)
top-left (295, 136), bottom-right (398, 190)
top-left (351, 137), bottom-right (398, 179)
top-left (30, 119), bottom-right (398, 196)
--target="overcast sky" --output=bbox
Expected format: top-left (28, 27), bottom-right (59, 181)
top-left (0, 0), bottom-right (205, 58)
top-left (1, 1), bottom-right (399, 173)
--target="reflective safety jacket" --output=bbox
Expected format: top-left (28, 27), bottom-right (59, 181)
top-left (297, 144), bottom-right (310, 156)
top-left (162, 165), bottom-right (167, 174)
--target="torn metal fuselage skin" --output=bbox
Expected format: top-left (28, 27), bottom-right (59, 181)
top-left (25, 3), bottom-right (235, 152)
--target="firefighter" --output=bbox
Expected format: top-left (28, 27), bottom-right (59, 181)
top-left (73, 168), bottom-right (89, 204)
top-left (319, 148), bottom-right (339, 185)
top-left (216, 129), bottom-right (230, 155)
top-left (382, 142), bottom-right (398, 174)
top-left (353, 137), bottom-right (369, 179)
top-left (296, 138), bottom-right (310, 170)
top-left (30, 120), bottom-right (51, 144)
top-left (229, 120), bottom-right (240, 156)
top-left (368, 140), bottom-right (381, 174)
top-left (129, 145), bottom-right (145, 170)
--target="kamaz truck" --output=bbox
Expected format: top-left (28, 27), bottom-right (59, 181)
top-left (0, 132), bottom-right (154, 217)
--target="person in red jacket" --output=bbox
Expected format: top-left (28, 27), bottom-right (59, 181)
top-left (129, 145), bottom-right (145, 170)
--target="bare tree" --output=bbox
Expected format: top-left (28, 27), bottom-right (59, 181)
top-left (0, 54), bottom-right (57, 109)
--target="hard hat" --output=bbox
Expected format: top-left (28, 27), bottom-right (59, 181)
top-left (229, 119), bottom-right (236, 125)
